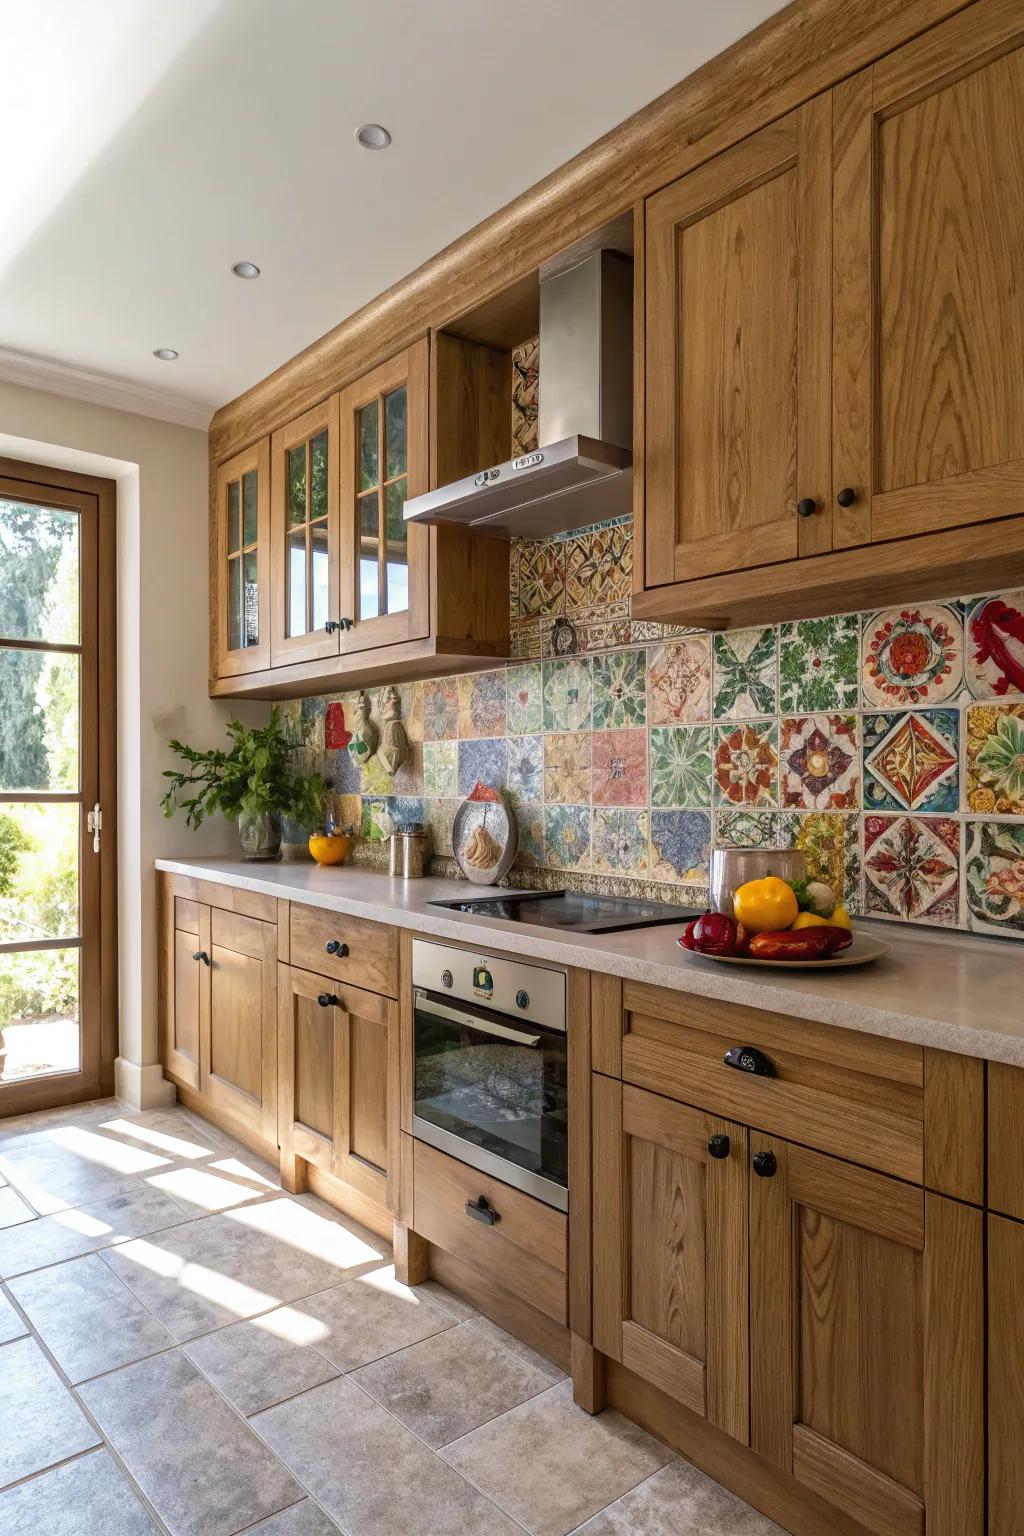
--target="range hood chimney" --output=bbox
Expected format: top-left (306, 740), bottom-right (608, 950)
top-left (404, 249), bottom-right (632, 538)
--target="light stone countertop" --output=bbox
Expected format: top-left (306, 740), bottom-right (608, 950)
top-left (155, 856), bottom-right (1024, 1066)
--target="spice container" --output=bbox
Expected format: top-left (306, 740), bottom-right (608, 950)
top-left (389, 824), bottom-right (429, 879)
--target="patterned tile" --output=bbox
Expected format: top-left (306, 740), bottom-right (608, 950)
top-left (360, 797), bottom-right (390, 841)
top-left (863, 709), bottom-right (959, 814)
top-left (713, 723), bottom-right (778, 807)
top-left (965, 590), bottom-right (1024, 699)
top-left (779, 715), bottom-right (860, 811)
top-left (966, 703), bottom-right (1024, 815)
top-left (421, 677), bottom-right (459, 741)
top-left (513, 802), bottom-right (544, 866)
top-left (862, 604), bottom-right (963, 707)
top-left (647, 637), bottom-right (711, 725)
top-left (425, 798), bottom-right (459, 857)
top-left (543, 657), bottom-right (592, 732)
top-left (650, 810), bottom-right (712, 885)
top-left (863, 814), bottom-right (959, 926)
top-left (511, 336), bottom-right (539, 457)
top-left (779, 615), bottom-right (859, 712)
top-left (592, 729), bottom-right (647, 807)
top-left (422, 741), bottom-right (457, 799)
top-left (712, 627), bottom-right (777, 720)
top-left (714, 810), bottom-right (780, 849)
top-left (506, 735), bottom-right (544, 805)
top-left (544, 805), bottom-right (591, 871)
top-left (517, 539), bottom-right (564, 619)
top-left (360, 753), bottom-right (393, 797)
top-left (544, 733), bottom-right (591, 805)
top-left (390, 796), bottom-right (425, 830)
top-left (649, 727), bottom-right (712, 810)
top-left (458, 670), bottom-right (507, 739)
top-left (779, 811), bottom-right (861, 913)
top-left (965, 820), bottom-right (1024, 935)
top-left (457, 738), bottom-right (507, 798)
top-left (592, 649), bottom-right (647, 729)
top-left (564, 522), bottom-right (632, 615)
top-left (593, 809), bottom-right (650, 876)
top-left (506, 663), bottom-right (543, 735)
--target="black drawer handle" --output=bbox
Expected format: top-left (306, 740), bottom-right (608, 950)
top-left (317, 992), bottom-right (340, 1008)
top-left (836, 486), bottom-right (857, 508)
top-left (724, 1045), bottom-right (775, 1078)
top-left (797, 497), bottom-right (818, 519)
top-left (192, 950), bottom-right (210, 966)
top-left (753, 1150), bottom-right (778, 1179)
top-left (465, 1196), bottom-right (498, 1226)
top-left (325, 939), bottom-right (349, 957)
top-left (707, 1134), bottom-right (731, 1160)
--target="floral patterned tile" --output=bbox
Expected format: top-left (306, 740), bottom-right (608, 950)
top-left (779, 811), bottom-right (861, 913)
top-left (649, 726), bottom-right (712, 810)
top-left (863, 814), bottom-right (959, 926)
top-left (863, 709), bottom-right (959, 814)
top-left (565, 521), bottom-right (632, 615)
top-left (592, 648), bottom-right (647, 729)
top-left (965, 590), bottom-right (1024, 699)
top-left (421, 677), bottom-right (459, 741)
top-left (425, 798), bottom-right (460, 857)
top-left (516, 538), bottom-right (564, 619)
top-left (593, 809), bottom-right (650, 876)
top-left (506, 663), bottom-right (543, 735)
top-left (592, 728), bottom-right (648, 807)
top-left (779, 615), bottom-right (859, 713)
top-left (457, 738), bottom-right (507, 798)
top-left (650, 810), bottom-right (712, 884)
top-left (422, 740), bottom-right (457, 799)
top-left (542, 657), bottom-right (592, 732)
top-left (544, 732), bottom-right (591, 805)
top-left (779, 714), bottom-right (860, 810)
top-left (360, 796), bottom-right (390, 841)
top-left (506, 735), bottom-right (544, 805)
top-left (647, 636), bottom-right (711, 725)
top-left (544, 804), bottom-right (591, 871)
top-left (965, 703), bottom-right (1024, 815)
top-left (511, 336), bottom-right (539, 457)
top-left (713, 723), bottom-right (778, 807)
top-left (361, 753), bottom-right (394, 797)
top-left (713, 627), bottom-right (777, 720)
top-left (513, 802), bottom-right (544, 866)
top-left (965, 819), bottom-right (1024, 936)
top-left (714, 810), bottom-right (780, 849)
top-left (862, 604), bottom-right (963, 707)
top-left (458, 669), bottom-right (507, 739)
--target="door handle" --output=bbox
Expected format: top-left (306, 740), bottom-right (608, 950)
top-left (752, 1151), bottom-right (778, 1179)
top-left (317, 992), bottom-right (340, 1008)
top-left (192, 950), bottom-right (210, 966)
top-left (465, 1196), bottom-right (499, 1226)
top-left (724, 1045), bottom-right (775, 1078)
top-left (325, 939), bottom-right (349, 957)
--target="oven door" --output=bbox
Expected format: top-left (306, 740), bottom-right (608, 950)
top-left (411, 986), bottom-right (568, 1210)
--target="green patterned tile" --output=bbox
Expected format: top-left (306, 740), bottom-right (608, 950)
top-left (712, 627), bottom-right (777, 719)
top-left (506, 663), bottom-right (543, 735)
top-left (779, 616), bottom-right (859, 713)
top-left (649, 727), bottom-right (712, 809)
top-left (592, 648), bottom-right (647, 729)
top-left (422, 740), bottom-right (457, 798)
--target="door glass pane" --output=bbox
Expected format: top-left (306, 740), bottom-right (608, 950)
top-left (384, 479), bottom-right (409, 616)
top-left (242, 552), bottom-right (259, 646)
top-left (0, 649), bottom-right (79, 792)
top-left (288, 445), bottom-right (307, 526)
top-left (310, 432), bottom-right (328, 520)
top-left (0, 500), bottom-right (79, 643)
top-left (385, 386), bottom-right (407, 479)
top-left (0, 803), bottom-right (79, 945)
top-left (311, 522), bottom-right (329, 632)
top-left (0, 948), bottom-right (80, 1081)
top-left (228, 558), bottom-right (242, 650)
top-left (286, 529), bottom-right (307, 637)
top-left (359, 492), bottom-right (379, 621)
top-left (359, 401), bottom-right (379, 491)
top-left (227, 481), bottom-right (241, 553)
top-left (242, 470), bottom-right (258, 547)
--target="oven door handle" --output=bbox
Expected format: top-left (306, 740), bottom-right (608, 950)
top-left (413, 989), bottom-right (541, 1047)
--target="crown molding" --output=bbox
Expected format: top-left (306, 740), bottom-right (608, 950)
top-left (0, 346), bottom-right (214, 432)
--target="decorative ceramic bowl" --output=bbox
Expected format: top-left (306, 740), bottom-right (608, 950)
top-left (308, 833), bottom-right (353, 866)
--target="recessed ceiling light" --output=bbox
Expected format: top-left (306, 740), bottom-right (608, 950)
top-left (355, 123), bottom-right (391, 150)
top-left (152, 348), bottom-right (179, 361)
top-left (232, 260), bottom-right (260, 279)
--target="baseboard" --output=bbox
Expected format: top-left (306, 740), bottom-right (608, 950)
top-left (114, 1057), bottom-right (177, 1110)
top-left (305, 1162), bottom-right (394, 1245)
top-left (428, 1246), bottom-right (571, 1372)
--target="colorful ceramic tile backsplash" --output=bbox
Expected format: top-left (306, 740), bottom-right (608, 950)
top-left (282, 518), bottom-right (1024, 942)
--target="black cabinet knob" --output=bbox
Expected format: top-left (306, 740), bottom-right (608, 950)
top-left (465, 1195), bottom-right (498, 1226)
top-left (317, 992), bottom-right (339, 1008)
top-left (707, 1134), bottom-right (731, 1160)
top-left (340, 617), bottom-right (354, 631)
top-left (724, 1045), bottom-right (775, 1078)
top-left (325, 939), bottom-right (349, 957)
top-left (797, 497), bottom-right (818, 519)
top-left (752, 1151), bottom-right (778, 1179)
top-left (324, 619), bottom-right (339, 634)
top-left (836, 486), bottom-right (857, 508)
top-left (192, 950), bottom-right (210, 966)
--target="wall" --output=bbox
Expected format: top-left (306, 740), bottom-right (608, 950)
top-left (0, 382), bottom-right (264, 1107)
top-left (285, 514), bottom-right (1024, 943)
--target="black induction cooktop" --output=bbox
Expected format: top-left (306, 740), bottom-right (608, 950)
top-left (428, 888), bottom-right (699, 934)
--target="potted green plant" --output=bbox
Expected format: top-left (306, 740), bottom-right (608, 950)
top-left (161, 708), bottom-right (327, 861)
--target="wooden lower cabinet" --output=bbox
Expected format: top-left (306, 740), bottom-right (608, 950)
top-left (989, 1214), bottom-right (1024, 1535)
top-left (277, 963), bottom-right (397, 1208)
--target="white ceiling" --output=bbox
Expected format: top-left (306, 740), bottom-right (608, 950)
top-left (0, 0), bottom-right (784, 422)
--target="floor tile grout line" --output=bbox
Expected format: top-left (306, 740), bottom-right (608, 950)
top-left (0, 1440), bottom-right (105, 1498)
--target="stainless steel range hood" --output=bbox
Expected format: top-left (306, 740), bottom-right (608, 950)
top-left (404, 249), bottom-right (632, 538)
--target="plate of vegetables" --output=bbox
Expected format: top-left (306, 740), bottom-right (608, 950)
top-left (678, 876), bottom-right (890, 968)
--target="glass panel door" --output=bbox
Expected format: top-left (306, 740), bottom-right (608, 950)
top-left (217, 438), bottom-right (270, 676)
top-left (270, 400), bottom-right (339, 666)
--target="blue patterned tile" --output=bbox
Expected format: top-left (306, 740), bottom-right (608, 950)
top-left (457, 738), bottom-right (507, 798)
top-left (542, 657), bottom-right (592, 732)
top-left (650, 810), bottom-right (712, 884)
top-left (513, 802), bottom-right (544, 866)
top-left (390, 797), bottom-right (425, 830)
top-left (506, 736), bottom-right (543, 804)
top-left (543, 805), bottom-right (591, 870)
top-left (593, 808), bottom-right (649, 875)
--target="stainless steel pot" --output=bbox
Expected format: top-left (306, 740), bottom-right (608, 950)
top-left (709, 846), bottom-right (806, 916)
top-left (389, 826), bottom-right (429, 879)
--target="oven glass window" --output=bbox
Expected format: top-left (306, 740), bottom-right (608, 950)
top-left (413, 992), bottom-right (568, 1188)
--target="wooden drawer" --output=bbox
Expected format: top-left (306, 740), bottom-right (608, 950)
top-left (607, 981), bottom-right (925, 1185)
top-left (289, 902), bottom-right (397, 998)
top-left (173, 897), bottom-right (200, 937)
top-left (411, 1137), bottom-right (567, 1324)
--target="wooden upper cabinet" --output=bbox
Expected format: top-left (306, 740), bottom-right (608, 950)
top-left (644, 97), bottom-right (832, 588)
top-left (216, 439), bottom-right (271, 675)
top-left (270, 397), bottom-right (340, 666)
top-left (834, 0), bottom-right (1024, 549)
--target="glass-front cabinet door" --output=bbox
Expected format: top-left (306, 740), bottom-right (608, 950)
top-left (337, 339), bottom-right (429, 654)
top-left (216, 439), bottom-right (270, 675)
top-left (270, 398), bottom-right (340, 666)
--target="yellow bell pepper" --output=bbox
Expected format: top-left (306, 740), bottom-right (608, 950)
top-left (791, 911), bottom-right (830, 929)
top-left (829, 904), bottom-right (853, 931)
top-left (732, 876), bottom-right (799, 933)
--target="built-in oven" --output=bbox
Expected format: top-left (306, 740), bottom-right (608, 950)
top-left (410, 939), bottom-right (568, 1211)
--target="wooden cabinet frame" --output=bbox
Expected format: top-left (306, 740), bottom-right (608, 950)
top-left (270, 396), bottom-right (340, 666)
top-left (215, 438), bottom-right (271, 675)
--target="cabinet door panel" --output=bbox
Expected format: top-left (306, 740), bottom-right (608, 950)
top-left (270, 397), bottom-right (340, 666)
top-left (990, 1213), bottom-right (1024, 1534)
top-left (216, 438), bottom-right (271, 676)
top-left (170, 929), bottom-right (202, 1089)
top-left (209, 946), bottom-right (263, 1101)
top-left (200, 914), bottom-right (277, 1146)
top-left (348, 1013), bottom-right (388, 1173)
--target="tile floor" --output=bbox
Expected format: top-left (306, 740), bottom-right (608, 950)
top-left (0, 1098), bottom-right (783, 1536)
